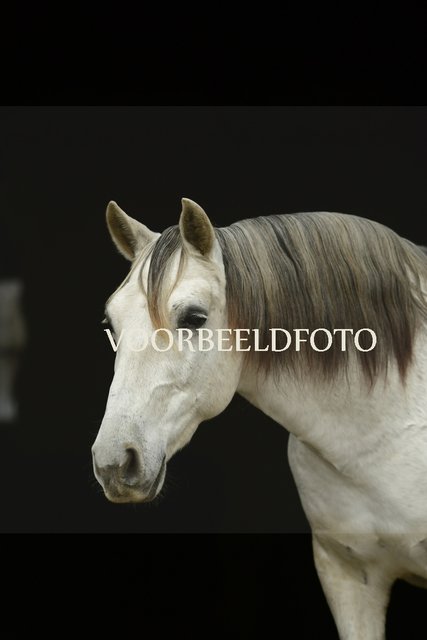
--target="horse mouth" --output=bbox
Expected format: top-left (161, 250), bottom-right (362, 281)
top-left (105, 456), bottom-right (167, 504)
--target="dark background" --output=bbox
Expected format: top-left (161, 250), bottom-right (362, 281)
top-left (0, 107), bottom-right (426, 636)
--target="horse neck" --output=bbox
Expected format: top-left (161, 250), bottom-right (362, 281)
top-left (236, 351), bottom-right (427, 476)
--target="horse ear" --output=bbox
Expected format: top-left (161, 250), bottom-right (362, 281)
top-left (179, 198), bottom-right (215, 257)
top-left (106, 201), bottom-right (159, 261)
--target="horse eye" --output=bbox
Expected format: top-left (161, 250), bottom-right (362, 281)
top-left (180, 313), bottom-right (207, 329)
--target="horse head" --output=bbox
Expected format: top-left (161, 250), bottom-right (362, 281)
top-left (92, 199), bottom-right (242, 502)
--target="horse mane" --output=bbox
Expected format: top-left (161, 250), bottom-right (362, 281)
top-left (135, 211), bottom-right (427, 386)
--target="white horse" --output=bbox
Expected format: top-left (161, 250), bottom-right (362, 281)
top-left (93, 198), bottom-right (427, 639)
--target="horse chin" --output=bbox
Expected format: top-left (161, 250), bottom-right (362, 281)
top-left (104, 458), bottom-right (167, 504)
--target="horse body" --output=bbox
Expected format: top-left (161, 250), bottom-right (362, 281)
top-left (237, 337), bottom-right (427, 637)
top-left (93, 198), bottom-right (427, 639)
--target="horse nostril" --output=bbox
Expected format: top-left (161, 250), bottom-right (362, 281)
top-left (121, 447), bottom-right (142, 484)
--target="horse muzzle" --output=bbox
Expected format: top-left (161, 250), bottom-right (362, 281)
top-left (92, 444), bottom-right (167, 503)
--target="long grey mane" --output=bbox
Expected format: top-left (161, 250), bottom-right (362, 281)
top-left (139, 211), bottom-right (427, 386)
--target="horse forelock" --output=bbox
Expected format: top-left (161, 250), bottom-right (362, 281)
top-left (110, 212), bottom-right (427, 387)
